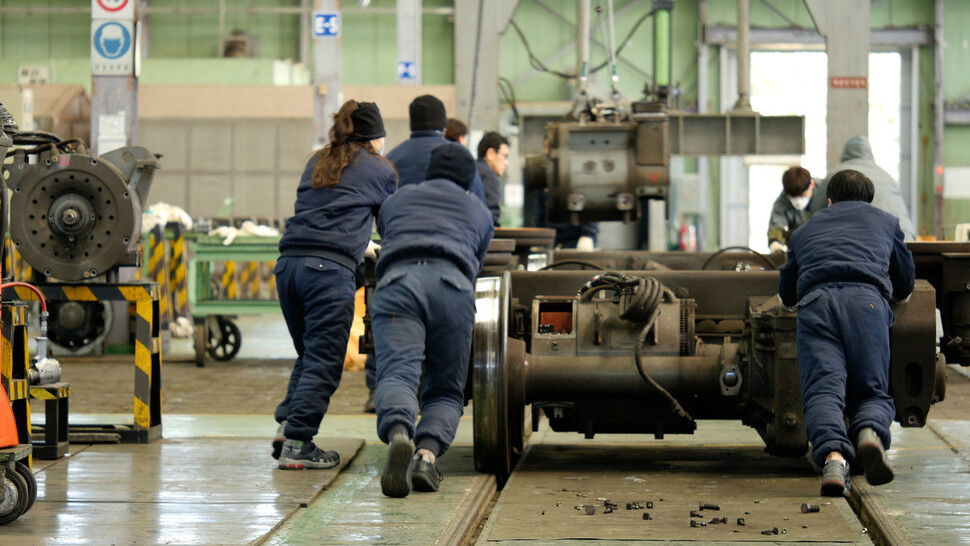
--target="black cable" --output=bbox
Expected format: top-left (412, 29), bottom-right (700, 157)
top-left (700, 246), bottom-right (777, 271)
top-left (589, 8), bottom-right (657, 75)
top-left (539, 260), bottom-right (607, 271)
top-left (498, 77), bottom-right (520, 126)
top-left (508, 19), bottom-right (575, 79)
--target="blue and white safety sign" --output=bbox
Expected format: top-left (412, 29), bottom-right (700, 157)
top-left (91, 20), bottom-right (135, 75)
top-left (313, 12), bottom-right (340, 37)
top-left (397, 61), bottom-right (417, 81)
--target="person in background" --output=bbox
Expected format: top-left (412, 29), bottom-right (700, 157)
top-left (373, 143), bottom-right (494, 498)
top-left (810, 136), bottom-right (916, 240)
top-left (476, 131), bottom-right (509, 227)
top-left (444, 118), bottom-right (468, 146)
top-left (768, 166), bottom-right (815, 253)
top-left (779, 169), bottom-right (914, 496)
top-left (273, 100), bottom-right (396, 469)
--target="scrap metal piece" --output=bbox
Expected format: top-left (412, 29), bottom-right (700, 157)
top-left (801, 503), bottom-right (820, 513)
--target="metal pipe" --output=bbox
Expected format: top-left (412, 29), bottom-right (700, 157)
top-left (733, 0), bottom-right (751, 110)
top-left (934, 0), bottom-right (944, 240)
top-left (576, 0), bottom-right (591, 98)
top-left (299, 0), bottom-right (311, 65)
top-left (525, 354), bottom-right (723, 400)
top-left (653, 3), bottom-right (671, 91)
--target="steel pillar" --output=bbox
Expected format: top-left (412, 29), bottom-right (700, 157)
top-left (454, 0), bottom-right (518, 131)
top-left (312, 0), bottom-right (342, 147)
top-left (805, 0), bottom-right (870, 170)
top-left (397, 0), bottom-right (421, 85)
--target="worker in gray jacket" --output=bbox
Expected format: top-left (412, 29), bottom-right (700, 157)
top-left (768, 166), bottom-right (815, 253)
top-left (809, 136), bottom-right (915, 240)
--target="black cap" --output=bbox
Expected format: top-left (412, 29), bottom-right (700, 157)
top-left (349, 102), bottom-right (386, 142)
top-left (409, 95), bottom-right (447, 131)
top-left (426, 142), bottom-right (476, 190)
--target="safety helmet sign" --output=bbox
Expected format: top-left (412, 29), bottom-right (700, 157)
top-left (91, 20), bottom-right (135, 75)
top-left (92, 0), bottom-right (134, 19)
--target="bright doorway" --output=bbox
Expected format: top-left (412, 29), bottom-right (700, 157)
top-left (746, 51), bottom-right (902, 252)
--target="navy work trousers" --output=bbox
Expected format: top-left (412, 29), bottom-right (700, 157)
top-left (273, 256), bottom-right (356, 442)
top-left (796, 283), bottom-right (896, 468)
top-left (371, 259), bottom-right (475, 457)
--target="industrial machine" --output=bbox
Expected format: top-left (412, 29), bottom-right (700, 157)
top-left (3, 133), bottom-right (159, 352)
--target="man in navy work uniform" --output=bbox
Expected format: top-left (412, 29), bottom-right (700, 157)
top-left (476, 131), bottom-right (509, 226)
top-left (779, 169), bottom-right (915, 496)
top-left (363, 95), bottom-right (488, 410)
top-left (372, 142), bottom-right (494, 498)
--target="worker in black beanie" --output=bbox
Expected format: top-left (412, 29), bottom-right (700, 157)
top-left (365, 95), bottom-right (490, 413)
top-left (372, 142), bottom-right (494, 497)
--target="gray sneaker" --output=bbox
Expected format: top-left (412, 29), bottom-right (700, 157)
top-left (271, 422), bottom-right (286, 460)
top-left (278, 439), bottom-right (340, 470)
top-left (856, 427), bottom-right (895, 486)
top-left (820, 459), bottom-right (850, 497)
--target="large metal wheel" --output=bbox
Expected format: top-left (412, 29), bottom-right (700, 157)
top-left (14, 462), bottom-right (36, 513)
top-left (473, 273), bottom-right (513, 485)
top-left (46, 300), bottom-right (112, 354)
top-left (0, 467), bottom-right (29, 525)
top-left (8, 154), bottom-right (140, 280)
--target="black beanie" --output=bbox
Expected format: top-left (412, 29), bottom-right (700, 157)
top-left (426, 142), bottom-right (477, 190)
top-left (349, 102), bottom-right (386, 142)
top-left (409, 95), bottom-right (447, 131)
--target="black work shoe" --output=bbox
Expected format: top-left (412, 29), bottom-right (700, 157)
top-left (856, 427), bottom-right (895, 486)
top-left (271, 421), bottom-right (286, 460)
top-left (820, 459), bottom-right (850, 497)
top-left (410, 454), bottom-right (444, 492)
top-left (364, 391), bottom-right (376, 414)
top-left (278, 440), bottom-right (341, 470)
top-left (381, 433), bottom-right (414, 498)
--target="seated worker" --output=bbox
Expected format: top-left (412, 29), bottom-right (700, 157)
top-left (372, 142), bottom-right (494, 498)
top-left (767, 166), bottom-right (814, 253)
top-left (779, 169), bottom-right (915, 496)
top-left (809, 136), bottom-right (916, 240)
top-left (476, 131), bottom-right (509, 226)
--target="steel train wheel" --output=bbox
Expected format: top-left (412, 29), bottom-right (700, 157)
top-left (0, 468), bottom-right (29, 525)
top-left (473, 273), bottom-right (513, 486)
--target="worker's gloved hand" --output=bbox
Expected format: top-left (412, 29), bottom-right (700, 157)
top-left (364, 240), bottom-right (381, 260)
top-left (768, 241), bottom-right (787, 254)
top-left (575, 236), bottom-right (595, 252)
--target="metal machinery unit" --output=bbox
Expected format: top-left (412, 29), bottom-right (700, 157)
top-left (3, 134), bottom-right (159, 352)
top-left (472, 268), bottom-right (945, 485)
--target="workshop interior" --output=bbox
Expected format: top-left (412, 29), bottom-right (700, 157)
top-left (0, 0), bottom-right (969, 543)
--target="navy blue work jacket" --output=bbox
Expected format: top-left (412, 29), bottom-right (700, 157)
top-left (386, 131), bottom-right (487, 203)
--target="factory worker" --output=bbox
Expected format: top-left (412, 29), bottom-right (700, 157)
top-left (767, 166), bottom-right (814, 253)
top-left (373, 142), bottom-right (494, 498)
top-left (477, 131), bottom-right (509, 227)
top-left (809, 136), bottom-right (916, 240)
top-left (273, 100), bottom-right (397, 469)
top-left (779, 169), bottom-right (915, 496)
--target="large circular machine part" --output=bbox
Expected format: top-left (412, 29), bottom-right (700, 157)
top-left (8, 155), bottom-right (140, 280)
top-left (13, 462), bottom-right (36, 513)
top-left (47, 301), bottom-right (112, 354)
top-left (0, 468), bottom-right (29, 525)
top-left (473, 273), bottom-right (513, 485)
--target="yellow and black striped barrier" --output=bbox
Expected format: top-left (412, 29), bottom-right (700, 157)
top-left (29, 382), bottom-right (70, 459)
top-left (2, 282), bottom-right (163, 443)
top-left (220, 261), bottom-right (238, 300)
top-left (167, 223), bottom-right (190, 318)
top-left (148, 225), bottom-right (173, 328)
top-left (1, 302), bottom-right (32, 453)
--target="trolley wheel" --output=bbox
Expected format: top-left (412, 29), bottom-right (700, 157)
top-left (473, 273), bottom-right (514, 487)
top-left (0, 467), bottom-right (29, 525)
top-left (14, 462), bottom-right (35, 513)
top-left (207, 316), bottom-right (242, 362)
top-left (193, 319), bottom-right (207, 367)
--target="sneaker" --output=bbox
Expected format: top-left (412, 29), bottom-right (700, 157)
top-left (278, 439), bottom-right (340, 470)
top-left (856, 428), bottom-right (895, 486)
top-left (410, 453), bottom-right (444, 492)
top-left (820, 459), bottom-right (850, 497)
top-left (271, 422), bottom-right (286, 460)
top-left (381, 433), bottom-right (414, 498)
top-left (364, 391), bottom-right (376, 414)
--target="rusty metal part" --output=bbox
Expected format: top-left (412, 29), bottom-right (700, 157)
top-left (801, 503), bottom-right (820, 513)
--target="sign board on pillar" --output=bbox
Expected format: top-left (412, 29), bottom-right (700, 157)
top-left (92, 0), bottom-right (134, 20)
top-left (397, 61), bottom-right (417, 81)
top-left (829, 76), bottom-right (867, 89)
top-left (312, 12), bottom-right (340, 37)
top-left (91, 20), bottom-right (135, 75)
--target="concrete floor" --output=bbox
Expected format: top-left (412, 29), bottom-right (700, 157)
top-left (8, 316), bottom-right (970, 544)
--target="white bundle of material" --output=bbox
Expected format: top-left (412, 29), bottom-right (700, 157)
top-left (142, 202), bottom-right (194, 233)
top-left (207, 220), bottom-right (281, 246)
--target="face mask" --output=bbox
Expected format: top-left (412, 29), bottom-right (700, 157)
top-left (788, 196), bottom-right (811, 210)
